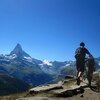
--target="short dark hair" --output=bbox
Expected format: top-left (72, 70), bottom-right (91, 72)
top-left (80, 42), bottom-right (85, 47)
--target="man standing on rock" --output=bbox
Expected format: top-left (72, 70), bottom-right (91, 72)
top-left (75, 42), bottom-right (91, 85)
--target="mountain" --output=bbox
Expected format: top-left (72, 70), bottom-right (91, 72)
top-left (38, 60), bottom-right (76, 81)
top-left (0, 44), bottom-right (53, 87)
top-left (10, 43), bottom-right (31, 58)
top-left (0, 73), bottom-right (29, 96)
top-left (39, 59), bottom-right (100, 81)
top-left (94, 57), bottom-right (100, 70)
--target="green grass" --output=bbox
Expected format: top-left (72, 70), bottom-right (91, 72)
top-left (0, 91), bottom-right (28, 100)
top-left (28, 90), bottom-right (57, 98)
top-left (95, 78), bottom-right (100, 91)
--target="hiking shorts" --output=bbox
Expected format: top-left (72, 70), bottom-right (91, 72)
top-left (76, 60), bottom-right (85, 72)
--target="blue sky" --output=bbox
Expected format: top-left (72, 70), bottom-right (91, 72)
top-left (0, 0), bottom-right (100, 61)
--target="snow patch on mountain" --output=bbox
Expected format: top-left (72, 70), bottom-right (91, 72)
top-left (43, 60), bottom-right (53, 66)
top-left (24, 56), bottom-right (33, 62)
top-left (39, 63), bottom-right (43, 66)
top-left (5, 54), bottom-right (17, 59)
top-left (65, 64), bottom-right (71, 67)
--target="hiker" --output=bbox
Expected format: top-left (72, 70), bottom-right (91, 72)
top-left (75, 42), bottom-right (91, 85)
top-left (86, 55), bottom-right (95, 86)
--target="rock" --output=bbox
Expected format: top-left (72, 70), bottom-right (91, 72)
top-left (29, 83), bottom-right (63, 94)
top-left (54, 82), bottom-right (87, 97)
top-left (80, 94), bottom-right (84, 97)
top-left (93, 71), bottom-right (100, 79)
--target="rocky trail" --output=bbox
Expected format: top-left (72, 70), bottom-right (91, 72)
top-left (16, 71), bottom-right (100, 100)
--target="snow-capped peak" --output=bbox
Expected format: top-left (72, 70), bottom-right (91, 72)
top-left (43, 59), bottom-right (52, 66)
top-left (10, 43), bottom-right (23, 55)
top-left (10, 43), bottom-right (31, 58)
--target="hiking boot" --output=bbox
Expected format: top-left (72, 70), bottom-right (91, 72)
top-left (88, 82), bottom-right (91, 87)
top-left (76, 78), bottom-right (80, 85)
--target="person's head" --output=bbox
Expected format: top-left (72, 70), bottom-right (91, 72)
top-left (80, 42), bottom-right (85, 48)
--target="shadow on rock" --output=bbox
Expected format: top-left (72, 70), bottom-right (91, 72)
top-left (90, 85), bottom-right (100, 92)
top-left (55, 88), bottom-right (85, 97)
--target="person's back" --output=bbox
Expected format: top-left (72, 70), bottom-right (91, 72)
top-left (75, 42), bottom-right (91, 85)
top-left (75, 42), bottom-right (91, 72)
top-left (75, 44), bottom-right (90, 60)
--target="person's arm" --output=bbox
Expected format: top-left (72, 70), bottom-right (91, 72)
top-left (85, 48), bottom-right (91, 56)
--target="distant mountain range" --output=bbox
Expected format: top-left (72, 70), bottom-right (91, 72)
top-left (0, 44), bottom-right (53, 87)
top-left (0, 44), bottom-right (100, 95)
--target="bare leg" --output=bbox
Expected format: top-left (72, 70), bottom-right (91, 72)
top-left (77, 71), bottom-right (82, 85)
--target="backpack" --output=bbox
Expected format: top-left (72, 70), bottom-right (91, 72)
top-left (75, 47), bottom-right (83, 60)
